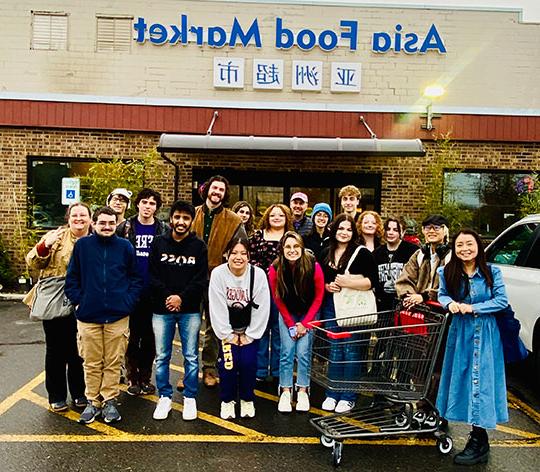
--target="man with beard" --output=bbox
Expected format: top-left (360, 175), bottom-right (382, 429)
top-left (116, 188), bottom-right (168, 396)
top-left (149, 200), bottom-right (208, 421)
top-left (65, 207), bottom-right (143, 425)
top-left (289, 192), bottom-right (313, 237)
top-left (192, 175), bottom-right (245, 388)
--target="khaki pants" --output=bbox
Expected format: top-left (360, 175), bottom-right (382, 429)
top-left (77, 317), bottom-right (129, 407)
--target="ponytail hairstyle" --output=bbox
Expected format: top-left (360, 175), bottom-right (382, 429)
top-left (443, 229), bottom-right (492, 301)
top-left (273, 231), bottom-right (315, 302)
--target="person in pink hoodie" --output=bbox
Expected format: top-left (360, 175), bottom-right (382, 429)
top-left (269, 231), bottom-right (324, 413)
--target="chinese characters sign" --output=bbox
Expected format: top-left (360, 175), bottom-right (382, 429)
top-left (214, 58), bottom-right (361, 93)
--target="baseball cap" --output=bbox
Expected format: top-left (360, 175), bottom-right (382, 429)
top-left (422, 214), bottom-right (448, 227)
top-left (107, 188), bottom-right (132, 209)
top-left (290, 192), bottom-right (308, 203)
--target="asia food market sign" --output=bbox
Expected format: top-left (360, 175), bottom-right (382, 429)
top-left (134, 15), bottom-right (446, 92)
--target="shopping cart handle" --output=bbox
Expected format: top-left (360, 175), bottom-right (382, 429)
top-left (425, 300), bottom-right (442, 308)
top-left (327, 331), bottom-right (352, 340)
top-left (309, 320), bottom-right (323, 328)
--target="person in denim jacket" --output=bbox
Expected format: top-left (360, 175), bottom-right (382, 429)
top-left (437, 229), bottom-right (508, 466)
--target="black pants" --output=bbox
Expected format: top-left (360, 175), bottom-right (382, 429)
top-left (42, 314), bottom-right (85, 404)
top-left (126, 297), bottom-right (156, 384)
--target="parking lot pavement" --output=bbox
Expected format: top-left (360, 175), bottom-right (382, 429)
top-left (1, 300), bottom-right (540, 471)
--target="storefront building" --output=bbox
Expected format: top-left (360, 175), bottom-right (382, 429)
top-left (1, 1), bottom-right (539, 268)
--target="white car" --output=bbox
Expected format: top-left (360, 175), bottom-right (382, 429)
top-left (485, 214), bottom-right (540, 375)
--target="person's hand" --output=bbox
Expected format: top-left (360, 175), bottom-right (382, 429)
top-left (335, 274), bottom-right (354, 288)
top-left (229, 334), bottom-right (241, 345)
top-left (44, 227), bottom-right (65, 248)
top-left (296, 322), bottom-right (307, 338)
top-left (326, 281), bottom-right (341, 293)
top-left (447, 301), bottom-right (461, 314)
top-left (165, 295), bottom-right (182, 312)
top-left (403, 293), bottom-right (423, 308)
top-left (239, 334), bottom-right (253, 346)
top-left (458, 303), bottom-right (473, 314)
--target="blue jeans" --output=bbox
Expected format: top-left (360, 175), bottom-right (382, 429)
top-left (153, 312), bottom-right (201, 399)
top-left (278, 316), bottom-right (314, 389)
top-left (256, 299), bottom-right (280, 378)
top-left (321, 295), bottom-right (367, 402)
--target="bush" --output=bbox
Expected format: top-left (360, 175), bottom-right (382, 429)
top-left (0, 234), bottom-right (16, 291)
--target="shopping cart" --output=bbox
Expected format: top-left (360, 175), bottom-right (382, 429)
top-left (309, 302), bottom-right (452, 466)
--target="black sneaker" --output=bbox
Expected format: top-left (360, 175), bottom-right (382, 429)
top-left (78, 404), bottom-right (101, 424)
top-left (73, 397), bottom-right (88, 408)
top-left (454, 435), bottom-right (489, 465)
top-left (140, 382), bottom-right (156, 395)
top-left (127, 382), bottom-right (142, 396)
top-left (102, 399), bottom-right (122, 424)
top-left (49, 400), bottom-right (68, 412)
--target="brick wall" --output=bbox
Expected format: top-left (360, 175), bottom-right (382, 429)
top-left (1, 127), bottom-right (539, 272)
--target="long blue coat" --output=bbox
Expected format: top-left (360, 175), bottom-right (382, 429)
top-left (436, 264), bottom-right (509, 429)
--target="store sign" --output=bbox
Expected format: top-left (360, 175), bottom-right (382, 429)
top-left (134, 15), bottom-right (446, 54)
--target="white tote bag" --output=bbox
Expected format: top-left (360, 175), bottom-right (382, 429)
top-left (333, 246), bottom-right (378, 327)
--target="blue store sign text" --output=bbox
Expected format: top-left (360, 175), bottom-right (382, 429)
top-left (133, 15), bottom-right (446, 54)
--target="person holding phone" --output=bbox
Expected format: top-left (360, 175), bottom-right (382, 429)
top-left (269, 231), bottom-right (324, 413)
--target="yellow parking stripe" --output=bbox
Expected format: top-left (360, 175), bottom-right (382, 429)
top-left (0, 372), bottom-right (45, 416)
top-left (508, 391), bottom-right (540, 426)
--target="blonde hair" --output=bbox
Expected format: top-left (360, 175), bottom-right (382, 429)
top-left (339, 185), bottom-right (361, 199)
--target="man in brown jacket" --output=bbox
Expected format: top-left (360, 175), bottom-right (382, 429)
top-left (192, 175), bottom-right (245, 387)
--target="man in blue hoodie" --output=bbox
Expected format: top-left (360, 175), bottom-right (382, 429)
top-left (66, 206), bottom-right (143, 425)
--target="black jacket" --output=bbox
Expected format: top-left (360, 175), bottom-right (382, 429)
top-left (148, 231), bottom-right (208, 314)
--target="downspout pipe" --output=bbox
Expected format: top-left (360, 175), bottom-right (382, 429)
top-left (160, 152), bottom-right (179, 201)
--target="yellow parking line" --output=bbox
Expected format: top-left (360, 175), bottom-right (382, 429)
top-left (508, 392), bottom-right (540, 426)
top-left (24, 391), bottom-right (127, 436)
top-left (496, 424), bottom-right (539, 439)
top-left (0, 372), bottom-right (45, 416)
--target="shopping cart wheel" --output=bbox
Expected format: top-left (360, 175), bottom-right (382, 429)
top-left (437, 435), bottom-right (453, 455)
top-left (332, 442), bottom-right (343, 467)
top-left (320, 435), bottom-right (335, 448)
top-left (394, 412), bottom-right (408, 427)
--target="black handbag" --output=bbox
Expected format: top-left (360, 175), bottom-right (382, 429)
top-left (228, 265), bottom-right (259, 330)
top-left (494, 304), bottom-right (528, 364)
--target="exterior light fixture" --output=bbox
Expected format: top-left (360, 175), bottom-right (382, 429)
top-left (422, 85), bottom-right (445, 130)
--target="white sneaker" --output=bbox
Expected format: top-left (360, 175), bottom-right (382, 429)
top-left (296, 391), bottom-right (310, 412)
top-left (335, 400), bottom-right (355, 413)
top-left (278, 390), bottom-right (292, 413)
top-left (220, 401), bottom-right (236, 420)
top-left (240, 400), bottom-right (255, 418)
top-left (321, 397), bottom-right (337, 411)
top-left (182, 397), bottom-right (197, 421)
top-left (153, 396), bottom-right (172, 420)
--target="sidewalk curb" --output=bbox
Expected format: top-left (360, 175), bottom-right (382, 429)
top-left (0, 293), bottom-right (25, 301)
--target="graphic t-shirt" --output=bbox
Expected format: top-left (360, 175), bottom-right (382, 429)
top-left (134, 220), bottom-right (157, 286)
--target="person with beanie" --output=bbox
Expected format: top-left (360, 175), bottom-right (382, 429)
top-left (303, 202), bottom-right (332, 262)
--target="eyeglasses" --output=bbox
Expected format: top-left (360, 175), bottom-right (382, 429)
top-left (110, 196), bottom-right (128, 204)
top-left (423, 224), bottom-right (442, 231)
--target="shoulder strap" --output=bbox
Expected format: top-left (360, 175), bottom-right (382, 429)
top-left (249, 265), bottom-right (259, 309)
top-left (345, 245), bottom-right (364, 274)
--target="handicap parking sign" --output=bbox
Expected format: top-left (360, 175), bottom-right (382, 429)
top-left (61, 178), bottom-right (80, 205)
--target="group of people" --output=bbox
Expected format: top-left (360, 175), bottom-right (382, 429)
top-left (26, 178), bottom-right (509, 466)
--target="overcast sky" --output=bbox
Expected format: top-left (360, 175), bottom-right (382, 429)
top-left (314, 1), bottom-right (539, 21)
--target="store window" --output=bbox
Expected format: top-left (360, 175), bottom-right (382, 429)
top-left (443, 171), bottom-right (529, 238)
top-left (31, 11), bottom-right (68, 51)
top-left (28, 158), bottom-right (94, 228)
top-left (193, 168), bottom-right (381, 224)
top-left (96, 16), bottom-right (132, 52)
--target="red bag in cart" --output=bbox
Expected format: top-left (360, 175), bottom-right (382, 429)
top-left (395, 309), bottom-right (428, 335)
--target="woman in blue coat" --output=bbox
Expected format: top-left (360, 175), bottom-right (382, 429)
top-left (437, 229), bottom-right (508, 466)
